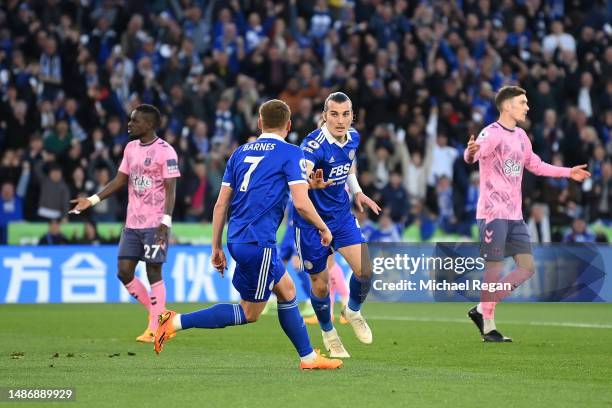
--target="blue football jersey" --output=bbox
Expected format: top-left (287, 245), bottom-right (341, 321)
top-left (222, 133), bottom-right (308, 245)
top-left (294, 126), bottom-right (360, 227)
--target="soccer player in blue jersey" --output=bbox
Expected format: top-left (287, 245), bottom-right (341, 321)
top-left (263, 201), bottom-right (316, 317)
top-left (294, 92), bottom-right (381, 358)
top-left (154, 99), bottom-right (342, 370)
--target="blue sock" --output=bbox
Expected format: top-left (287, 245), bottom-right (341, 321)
top-left (310, 290), bottom-right (333, 332)
top-left (277, 297), bottom-right (314, 357)
top-left (297, 272), bottom-right (312, 299)
top-left (348, 274), bottom-right (372, 312)
top-left (180, 304), bottom-right (246, 329)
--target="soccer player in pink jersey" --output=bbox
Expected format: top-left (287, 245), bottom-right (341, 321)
top-left (69, 104), bottom-right (180, 343)
top-left (464, 86), bottom-right (590, 342)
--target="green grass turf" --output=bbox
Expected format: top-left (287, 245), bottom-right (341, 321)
top-left (1, 302), bottom-right (611, 408)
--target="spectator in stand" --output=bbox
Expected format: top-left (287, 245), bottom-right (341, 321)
top-left (38, 219), bottom-right (69, 245)
top-left (35, 160), bottom-right (70, 221)
top-left (563, 218), bottom-right (596, 243)
top-left (0, 162), bottom-right (29, 244)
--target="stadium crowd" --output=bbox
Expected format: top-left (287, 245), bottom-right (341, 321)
top-left (0, 0), bottom-right (611, 245)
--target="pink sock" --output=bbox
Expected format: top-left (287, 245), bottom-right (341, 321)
top-left (125, 278), bottom-right (151, 311)
top-left (329, 263), bottom-right (349, 298)
top-left (149, 281), bottom-right (166, 331)
top-left (480, 302), bottom-right (496, 319)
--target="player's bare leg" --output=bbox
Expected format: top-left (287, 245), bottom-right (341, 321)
top-left (337, 243), bottom-right (373, 344)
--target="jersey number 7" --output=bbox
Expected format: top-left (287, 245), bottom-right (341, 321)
top-left (239, 156), bottom-right (264, 192)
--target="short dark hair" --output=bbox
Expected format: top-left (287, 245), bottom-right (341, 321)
top-left (495, 86), bottom-right (527, 112)
top-left (323, 92), bottom-right (352, 112)
top-left (259, 99), bottom-right (291, 130)
top-left (134, 104), bottom-right (161, 129)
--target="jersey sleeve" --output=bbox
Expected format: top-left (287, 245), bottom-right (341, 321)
top-left (162, 146), bottom-right (181, 178)
top-left (523, 133), bottom-right (571, 178)
top-left (473, 127), bottom-right (502, 161)
top-left (118, 143), bottom-right (130, 175)
top-left (221, 150), bottom-right (237, 188)
top-left (300, 136), bottom-right (325, 167)
top-left (284, 146), bottom-right (308, 186)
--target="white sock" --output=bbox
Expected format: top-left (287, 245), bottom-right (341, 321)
top-left (301, 351), bottom-right (317, 363)
top-left (322, 327), bottom-right (338, 338)
top-left (476, 303), bottom-right (483, 314)
top-left (172, 314), bottom-right (182, 331)
top-left (344, 307), bottom-right (360, 317)
top-left (483, 318), bottom-right (496, 334)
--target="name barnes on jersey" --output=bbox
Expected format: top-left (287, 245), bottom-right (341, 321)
top-left (243, 142), bottom-right (276, 152)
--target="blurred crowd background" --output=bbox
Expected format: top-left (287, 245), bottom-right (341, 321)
top-left (0, 0), bottom-right (611, 245)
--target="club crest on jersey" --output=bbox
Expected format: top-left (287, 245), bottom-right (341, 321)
top-left (349, 149), bottom-right (355, 160)
top-left (503, 158), bottom-right (522, 176)
top-left (144, 157), bottom-right (152, 166)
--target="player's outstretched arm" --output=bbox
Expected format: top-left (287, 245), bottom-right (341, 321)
top-left (290, 183), bottom-right (332, 246)
top-left (524, 138), bottom-right (591, 181)
top-left (211, 185), bottom-right (233, 276)
top-left (69, 171), bottom-right (128, 214)
top-left (348, 163), bottom-right (381, 215)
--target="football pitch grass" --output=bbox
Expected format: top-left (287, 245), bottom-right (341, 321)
top-left (2, 302), bottom-right (611, 407)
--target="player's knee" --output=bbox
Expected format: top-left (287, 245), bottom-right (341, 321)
top-left (359, 261), bottom-right (372, 281)
top-left (311, 278), bottom-right (329, 298)
top-left (146, 268), bottom-right (162, 285)
top-left (243, 308), bottom-right (261, 323)
top-left (117, 269), bottom-right (134, 285)
top-left (275, 286), bottom-right (296, 303)
top-left (523, 262), bottom-right (535, 276)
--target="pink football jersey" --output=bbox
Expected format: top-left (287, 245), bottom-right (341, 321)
top-left (464, 122), bottom-right (571, 223)
top-left (118, 138), bottom-right (180, 228)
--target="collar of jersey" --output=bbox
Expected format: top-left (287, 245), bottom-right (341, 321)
top-left (139, 136), bottom-right (159, 146)
top-left (322, 125), bottom-right (351, 147)
top-left (258, 133), bottom-right (286, 142)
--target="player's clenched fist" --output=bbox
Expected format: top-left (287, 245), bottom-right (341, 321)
top-left (466, 134), bottom-right (480, 162)
top-left (319, 227), bottom-right (333, 246)
top-left (211, 248), bottom-right (227, 276)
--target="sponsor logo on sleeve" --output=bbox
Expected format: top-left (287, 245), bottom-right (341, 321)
top-left (166, 158), bottom-right (179, 174)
